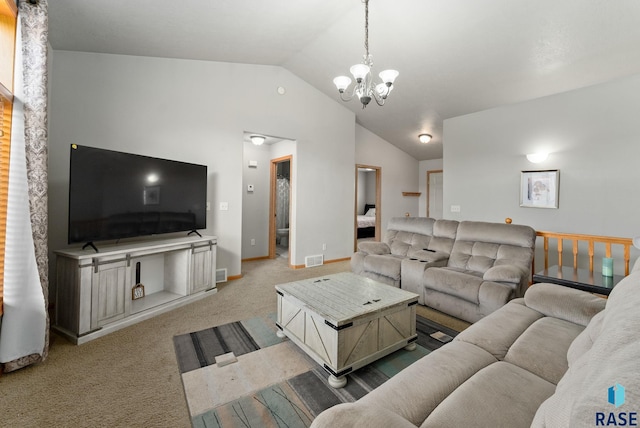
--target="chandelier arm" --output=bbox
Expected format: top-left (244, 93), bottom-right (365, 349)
top-left (339, 88), bottom-right (355, 102)
top-left (372, 92), bottom-right (386, 107)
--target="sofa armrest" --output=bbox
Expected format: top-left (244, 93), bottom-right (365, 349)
top-left (357, 241), bottom-right (390, 255)
top-left (311, 402), bottom-right (415, 428)
top-left (524, 282), bottom-right (606, 326)
top-left (483, 265), bottom-right (526, 284)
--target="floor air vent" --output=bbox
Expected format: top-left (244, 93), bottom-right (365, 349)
top-left (216, 268), bottom-right (228, 283)
top-left (305, 255), bottom-right (324, 268)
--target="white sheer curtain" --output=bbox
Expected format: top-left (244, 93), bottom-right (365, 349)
top-left (0, 1), bottom-right (48, 370)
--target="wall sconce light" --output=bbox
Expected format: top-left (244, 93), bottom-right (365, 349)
top-left (250, 135), bottom-right (266, 146)
top-left (526, 152), bottom-right (549, 163)
top-left (418, 134), bottom-right (432, 144)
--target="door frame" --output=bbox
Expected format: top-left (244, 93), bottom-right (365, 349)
top-left (269, 155), bottom-right (293, 266)
top-left (354, 164), bottom-right (382, 251)
top-left (427, 169), bottom-right (443, 218)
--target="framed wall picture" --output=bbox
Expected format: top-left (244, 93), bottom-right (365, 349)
top-left (520, 170), bottom-right (559, 209)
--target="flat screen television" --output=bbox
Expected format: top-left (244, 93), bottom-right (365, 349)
top-left (68, 144), bottom-right (207, 247)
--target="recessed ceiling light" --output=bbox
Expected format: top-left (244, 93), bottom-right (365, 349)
top-left (250, 135), bottom-right (266, 146)
top-left (418, 134), bottom-right (432, 144)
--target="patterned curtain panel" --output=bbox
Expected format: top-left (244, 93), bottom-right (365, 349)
top-left (276, 178), bottom-right (289, 230)
top-left (0, 0), bottom-right (49, 372)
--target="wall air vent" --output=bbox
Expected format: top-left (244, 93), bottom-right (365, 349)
top-left (216, 268), bottom-right (228, 283)
top-left (305, 255), bottom-right (324, 268)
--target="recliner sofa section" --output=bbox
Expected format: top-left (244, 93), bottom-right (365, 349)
top-left (422, 220), bottom-right (536, 323)
top-left (351, 217), bottom-right (458, 291)
top-left (352, 218), bottom-right (537, 320)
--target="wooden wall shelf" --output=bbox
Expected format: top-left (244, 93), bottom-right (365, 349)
top-left (402, 192), bottom-right (421, 197)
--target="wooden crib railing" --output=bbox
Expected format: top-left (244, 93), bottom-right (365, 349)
top-left (536, 231), bottom-right (634, 276)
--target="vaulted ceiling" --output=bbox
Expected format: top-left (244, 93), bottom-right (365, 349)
top-left (48, 0), bottom-right (640, 160)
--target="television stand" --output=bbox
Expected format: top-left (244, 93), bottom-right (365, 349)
top-left (82, 241), bottom-right (99, 253)
top-left (54, 235), bottom-right (217, 344)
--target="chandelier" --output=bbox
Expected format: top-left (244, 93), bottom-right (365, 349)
top-left (333, 0), bottom-right (398, 108)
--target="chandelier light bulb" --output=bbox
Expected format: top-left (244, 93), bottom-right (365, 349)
top-left (350, 64), bottom-right (370, 82)
top-left (379, 69), bottom-right (399, 85)
top-left (333, 76), bottom-right (352, 92)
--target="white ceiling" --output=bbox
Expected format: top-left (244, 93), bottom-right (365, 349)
top-left (47, 0), bottom-right (640, 160)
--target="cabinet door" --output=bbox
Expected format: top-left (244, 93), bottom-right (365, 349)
top-left (91, 260), bottom-right (129, 329)
top-left (190, 245), bottom-right (214, 293)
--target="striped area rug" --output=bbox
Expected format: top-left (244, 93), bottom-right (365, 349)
top-left (173, 313), bottom-right (459, 427)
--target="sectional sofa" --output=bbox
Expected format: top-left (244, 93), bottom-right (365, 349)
top-left (312, 258), bottom-right (640, 427)
top-left (352, 217), bottom-right (537, 322)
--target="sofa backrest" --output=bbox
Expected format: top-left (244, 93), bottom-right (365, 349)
top-left (447, 221), bottom-right (536, 275)
top-left (428, 219), bottom-right (459, 253)
top-left (384, 217), bottom-right (435, 256)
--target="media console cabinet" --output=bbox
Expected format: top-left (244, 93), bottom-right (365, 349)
top-left (54, 235), bottom-right (217, 344)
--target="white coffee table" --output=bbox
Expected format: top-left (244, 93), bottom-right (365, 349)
top-left (275, 272), bottom-right (418, 388)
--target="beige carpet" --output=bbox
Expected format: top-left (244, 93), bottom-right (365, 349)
top-left (0, 257), bottom-right (468, 427)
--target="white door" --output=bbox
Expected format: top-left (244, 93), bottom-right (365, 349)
top-left (427, 171), bottom-right (443, 219)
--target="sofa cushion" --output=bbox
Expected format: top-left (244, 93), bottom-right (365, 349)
top-left (446, 221), bottom-right (535, 281)
top-left (448, 241), bottom-right (500, 272)
top-left (504, 317), bottom-right (583, 385)
top-left (363, 254), bottom-right (402, 280)
top-left (455, 298), bottom-right (544, 360)
top-left (389, 232), bottom-right (431, 256)
top-left (422, 362), bottom-right (555, 428)
top-left (357, 241), bottom-right (390, 255)
top-left (358, 341), bottom-right (497, 426)
top-left (524, 282), bottom-right (606, 327)
top-left (423, 267), bottom-right (483, 304)
top-left (566, 310), bottom-right (604, 366)
top-left (483, 264), bottom-right (527, 283)
top-left (455, 221), bottom-right (536, 248)
top-left (310, 403), bottom-right (415, 428)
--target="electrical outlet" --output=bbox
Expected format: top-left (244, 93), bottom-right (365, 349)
top-left (322, 243), bottom-right (327, 251)
top-left (250, 239), bottom-right (255, 246)
top-left (450, 205), bottom-right (461, 213)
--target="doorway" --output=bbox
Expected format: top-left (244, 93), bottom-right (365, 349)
top-left (354, 165), bottom-right (381, 251)
top-left (427, 170), bottom-right (443, 219)
top-left (270, 156), bottom-right (292, 264)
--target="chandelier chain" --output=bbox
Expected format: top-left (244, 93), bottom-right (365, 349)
top-left (363, 0), bottom-right (369, 57)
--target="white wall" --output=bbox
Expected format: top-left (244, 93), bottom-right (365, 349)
top-left (241, 141), bottom-right (271, 259)
top-left (443, 73), bottom-right (640, 269)
top-left (355, 124), bottom-right (419, 232)
top-left (418, 159), bottom-right (443, 217)
top-left (49, 51), bottom-right (355, 276)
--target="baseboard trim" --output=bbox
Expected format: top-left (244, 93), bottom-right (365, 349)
top-left (325, 257), bottom-right (350, 264)
top-left (241, 256), bottom-right (270, 262)
top-left (292, 256), bottom-right (350, 270)
top-left (228, 274), bottom-right (243, 281)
